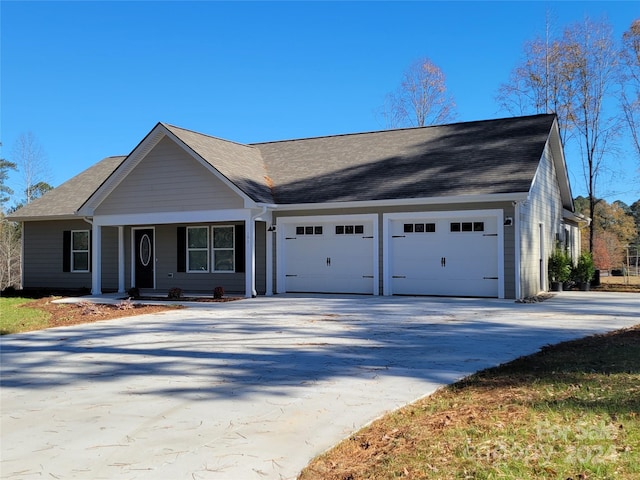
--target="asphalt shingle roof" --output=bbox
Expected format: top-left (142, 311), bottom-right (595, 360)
top-left (254, 114), bottom-right (556, 204)
top-left (7, 156), bottom-right (125, 219)
top-left (8, 114), bottom-right (556, 219)
top-left (163, 124), bottom-right (274, 204)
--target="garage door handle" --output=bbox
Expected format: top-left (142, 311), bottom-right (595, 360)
top-left (362, 275), bottom-right (374, 278)
top-left (392, 235), bottom-right (406, 238)
top-left (363, 236), bottom-right (374, 239)
top-left (483, 234), bottom-right (498, 237)
top-left (441, 257), bottom-right (446, 267)
top-left (326, 257), bottom-right (331, 266)
top-left (483, 277), bottom-right (498, 280)
top-left (392, 275), bottom-right (406, 278)
top-left (286, 274), bottom-right (298, 277)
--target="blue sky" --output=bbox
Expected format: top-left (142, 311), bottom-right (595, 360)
top-left (2, 1), bottom-right (639, 206)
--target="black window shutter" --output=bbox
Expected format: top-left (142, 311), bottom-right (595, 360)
top-left (63, 230), bottom-right (71, 272)
top-left (235, 224), bottom-right (245, 273)
top-left (177, 227), bottom-right (186, 272)
top-left (89, 230), bottom-right (92, 272)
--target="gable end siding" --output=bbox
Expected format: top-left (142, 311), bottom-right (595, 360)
top-left (95, 137), bottom-right (243, 216)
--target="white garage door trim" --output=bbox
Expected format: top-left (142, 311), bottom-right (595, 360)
top-left (276, 214), bottom-right (379, 295)
top-left (383, 210), bottom-right (504, 298)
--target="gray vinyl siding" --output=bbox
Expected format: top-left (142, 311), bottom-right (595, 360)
top-left (255, 222), bottom-right (267, 295)
top-left (519, 141), bottom-right (565, 297)
top-left (274, 201), bottom-right (517, 298)
top-left (22, 220), bottom-right (91, 290)
top-left (21, 220), bottom-right (115, 291)
top-left (100, 226), bottom-right (119, 292)
top-left (95, 137), bottom-right (243, 216)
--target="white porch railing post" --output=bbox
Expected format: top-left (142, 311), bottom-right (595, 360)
top-left (245, 217), bottom-right (256, 298)
top-left (118, 226), bottom-right (125, 293)
top-left (91, 224), bottom-right (102, 295)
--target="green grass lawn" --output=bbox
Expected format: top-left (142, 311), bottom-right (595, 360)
top-left (0, 297), bottom-right (52, 335)
top-left (300, 325), bottom-right (640, 479)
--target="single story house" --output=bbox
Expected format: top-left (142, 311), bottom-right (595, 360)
top-left (8, 113), bottom-right (587, 299)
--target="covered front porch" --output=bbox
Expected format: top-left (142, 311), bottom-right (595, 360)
top-left (89, 208), bottom-right (273, 298)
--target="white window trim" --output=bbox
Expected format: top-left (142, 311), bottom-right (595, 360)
top-left (212, 225), bottom-right (235, 273)
top-left (71, 230), bottom-right (90, 273)
top-left (187, 226), bottom-right (210, 273)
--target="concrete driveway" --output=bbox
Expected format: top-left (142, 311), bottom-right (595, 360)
top-left (1, 292), bottom-right (638, 479)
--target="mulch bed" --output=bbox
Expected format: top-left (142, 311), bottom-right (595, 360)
top-left (130, 296), bottom-right (243, 302)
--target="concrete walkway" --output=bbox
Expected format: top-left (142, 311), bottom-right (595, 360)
top-left (1, 292), bottom-right (638, 480)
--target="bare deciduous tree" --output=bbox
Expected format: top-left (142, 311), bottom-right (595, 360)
top-left (619, 19), bottom-right (640, 163)
top-left (498, 16), bottom-right (621, 253)
top-left (380, 58), bottom-right (456, 128)
top-left (0, 214), bottom-right (21, 290)
top-left (11, 132), bottom-right (51, 204)
top-left (496, 16), bottom-right (574, 145)
top-left (563, 18), bottom-right (621, 253)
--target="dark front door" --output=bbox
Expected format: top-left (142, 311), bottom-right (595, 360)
top-left (134, 229), bottom-right (154, 288)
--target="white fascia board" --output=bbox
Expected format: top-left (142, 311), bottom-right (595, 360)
top-left (93, 209), bottom-right (250, 227)
top-left (276, 213), bottom-right (378, 224)
top-left (548, 119), bottom-right (574, 210)
top-left (6, 214), bottom-right (79, 222)
top-left (563, 208), bottom-right (591, 226)
top-left (273, 192), bottom-right (529, 211)
top-left (383, 208), bottom-right (504, 220)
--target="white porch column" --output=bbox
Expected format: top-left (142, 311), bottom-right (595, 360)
top-left (91, 224), bottom-right (102, 295)
top-left (245, 217), bottom-right (256, 298)
top-left (265, 222), bottom-right (274, 296)
top-left (118, 226), bottom-right (125, 293)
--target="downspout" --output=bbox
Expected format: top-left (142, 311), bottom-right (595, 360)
top-left (513, 201), bottom-right (522, 299)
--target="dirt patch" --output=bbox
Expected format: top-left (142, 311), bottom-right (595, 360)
top-left (21, 297), bottom-right (180, 329)
top-left (592, 283), bottom-right (640, 293)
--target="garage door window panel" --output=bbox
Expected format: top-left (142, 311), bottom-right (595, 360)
top-left (404, 223), bottom-right (436, 233)
top-left (335, 225), bottom-right (364, 235)
top-left (296, 226), bottom-right (323, 236)
top-left (450, 221), bottom-right (485, 232)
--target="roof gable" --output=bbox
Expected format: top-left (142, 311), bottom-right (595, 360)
top-left (77, 123), bottom-right (273, 215)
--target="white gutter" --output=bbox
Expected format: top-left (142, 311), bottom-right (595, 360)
top-left (272, 192), bottom-right (530, 211)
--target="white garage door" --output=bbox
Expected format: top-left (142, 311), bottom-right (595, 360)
top-left (389, 214), bottom-right (499, 297)
top-left (282, 220), bottom-right (375, 294)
